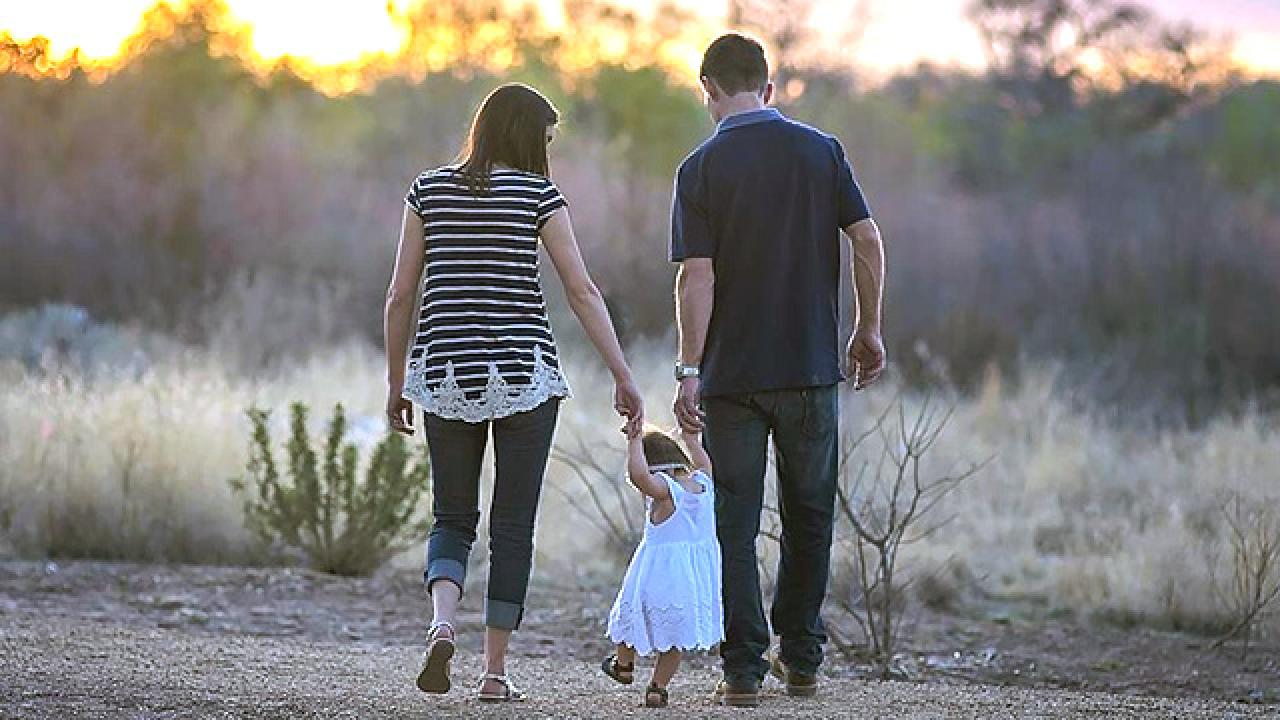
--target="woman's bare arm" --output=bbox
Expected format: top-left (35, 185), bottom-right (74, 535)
top-left (383, 206), bottom-right (426, 433)
top-left (540, 206), bottom-right (644, 436)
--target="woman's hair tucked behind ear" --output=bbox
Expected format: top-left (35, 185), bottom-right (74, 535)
top-left (455, 83), bottom-right (558, 194)
top-left (642, 428), bottom-right (693, 470)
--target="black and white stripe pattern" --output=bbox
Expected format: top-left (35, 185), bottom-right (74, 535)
top-left (401, 165), bottom-right (570, 422)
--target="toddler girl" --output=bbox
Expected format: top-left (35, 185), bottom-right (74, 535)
top-left (601, 427), bottom-right (724, 708)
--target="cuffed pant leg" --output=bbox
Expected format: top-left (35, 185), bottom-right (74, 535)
top-left (423, 410), bottom-right (488, 596)
top-left (484, 398), bottom-right (559, 631)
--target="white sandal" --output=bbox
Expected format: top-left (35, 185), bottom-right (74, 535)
top-left (477, 672), bottom-right (527, 702)
top-left (416, 621), bottom-right (455, 694)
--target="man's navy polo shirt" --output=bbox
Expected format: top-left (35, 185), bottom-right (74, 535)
top-left (670, 107), bottom-right (872, 397)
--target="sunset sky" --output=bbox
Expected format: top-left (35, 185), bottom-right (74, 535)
top-left (3, 0), bottom-right (1279, 80)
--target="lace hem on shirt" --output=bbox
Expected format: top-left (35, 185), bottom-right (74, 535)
top-left (403, 346), bottom-right (571, 423)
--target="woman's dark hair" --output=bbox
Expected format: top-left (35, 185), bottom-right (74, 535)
top-left (699, 33), bottom-right (769, 96)
top-left (642, 429), bottom-right (692, 470)
top-left (455, 83), bottom-right (558, 193)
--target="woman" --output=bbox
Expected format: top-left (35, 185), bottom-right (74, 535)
top-left (383, 83), bottom-right (644, 702)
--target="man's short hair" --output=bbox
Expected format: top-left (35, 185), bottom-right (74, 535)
top-left (699, 33), bottom-right (768, 96)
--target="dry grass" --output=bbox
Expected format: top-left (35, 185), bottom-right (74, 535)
top-left (0, 325), bottom-right (1277, 638)
top-left (0, 343), bottom-right (386, 563)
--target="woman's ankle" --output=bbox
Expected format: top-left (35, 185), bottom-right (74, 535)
top-left (429, 619), bottom-right (455, 639)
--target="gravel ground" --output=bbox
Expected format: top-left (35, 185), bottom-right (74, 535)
top-left (1, 561), bottom-right (1275, 719)
top-left (2, 610), bottom-right (1274, 720)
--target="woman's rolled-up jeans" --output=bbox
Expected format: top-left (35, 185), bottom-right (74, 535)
top-left (422, 398), bottom-right (559, 631)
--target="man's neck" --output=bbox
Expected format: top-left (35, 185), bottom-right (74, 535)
top-left (718, 95), bottom-right (768, 121)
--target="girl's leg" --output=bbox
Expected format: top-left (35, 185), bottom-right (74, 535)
top-left (481, 399), bottom-right (560, 695)
top-left (651, 650), bottom-right (682, 689)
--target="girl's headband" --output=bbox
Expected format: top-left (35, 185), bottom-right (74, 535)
top-left (648, 462), bottom-right (688, 473)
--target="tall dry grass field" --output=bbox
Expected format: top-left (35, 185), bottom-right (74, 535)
top-left (0, 308), bottom-right (1276, 638)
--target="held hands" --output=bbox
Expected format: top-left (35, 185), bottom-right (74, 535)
top-left (614, 374), bottom-right (645, 439)
top-left (847, 326), bottom-right (886, 390)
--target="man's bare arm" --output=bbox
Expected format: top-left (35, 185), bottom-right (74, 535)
top-left (674, 258), bottom-right (714, 430)
top-left (676, 259), bottom-right (715, 366)
top-left (843, 218), bottom-right (886, 388)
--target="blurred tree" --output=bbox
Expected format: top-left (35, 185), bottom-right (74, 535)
top-left (1201, 81), bottom-right (1280, 197)
top-left (969, 0), bottom-right (1149, 116)
top-left (0, 33), bottom-right (82, 79)
top-left (586, 64), bottom-right (704, 180)
top-left (727, 0), bottom-right (872, 106)
top-left (397, 0), bottom-right (549, 78)
top-left (969, 0), bottom-right (1234, 127)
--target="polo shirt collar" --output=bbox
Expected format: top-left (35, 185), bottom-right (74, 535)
top-left (716, 107), bottom-right (783, 134)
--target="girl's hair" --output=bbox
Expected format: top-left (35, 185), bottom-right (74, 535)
top-left (455, 83), bottom-right (558, 194)
top-left (642, 428), bottom-right (692, 471)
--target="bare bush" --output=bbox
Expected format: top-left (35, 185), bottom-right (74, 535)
top-left (828, 399), bottom-right (983, 678)
top-left (231, 402), bottom-right (431, 576)
top-left (548, 429), bottom-right (640, 564)
top-left (1209, 491), bottom-right (1280, 659)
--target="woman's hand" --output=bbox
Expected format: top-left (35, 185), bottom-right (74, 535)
top-left (386, 389), bottom-right (414, 435)
top-left (614, 375), bottom-right (644, 438)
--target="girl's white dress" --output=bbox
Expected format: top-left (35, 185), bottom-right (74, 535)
top-left (606, 470), bottom-right (724, 656)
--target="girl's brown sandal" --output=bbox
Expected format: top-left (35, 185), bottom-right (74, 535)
top-left (644, 683), bottom-right (669, 708)
top-left (600, 654), bottom-right (635, 685)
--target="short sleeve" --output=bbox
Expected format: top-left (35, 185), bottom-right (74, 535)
top-left (536, 180), bottom-right (567, 229)
top-left (404, 175), bottom-right (426, 219)
top-left (669, 155), bottom-right (715, 262)
top-left (832, 138), bottom-right (871, 228)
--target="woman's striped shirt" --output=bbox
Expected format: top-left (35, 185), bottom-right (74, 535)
top-left (401, 165), bottom-right (571, 422)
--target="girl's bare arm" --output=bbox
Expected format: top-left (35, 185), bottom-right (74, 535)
top-left (626, 433), bottom-right (671, 502)
top-left (680, 431), bottom-right (713, 474)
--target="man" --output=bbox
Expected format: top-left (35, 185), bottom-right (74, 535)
top-left (670, 33), bottom-right (886, 708)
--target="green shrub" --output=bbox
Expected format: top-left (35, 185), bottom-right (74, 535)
top-left (231, 402), bottom-right (431, 576)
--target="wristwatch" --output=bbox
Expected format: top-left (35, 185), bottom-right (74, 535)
top-left (674, 363), bottom-right (700, 381)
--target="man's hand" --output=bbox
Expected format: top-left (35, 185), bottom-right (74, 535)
top-left (386, 389), bottom-right (414, 435)
top-left (847, 327), bottom-right (886, 390)
top-left (673, 376), bottom-right (705, 432)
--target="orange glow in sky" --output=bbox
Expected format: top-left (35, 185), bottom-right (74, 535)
top-left (3, 0), bottom-right (1278, 80)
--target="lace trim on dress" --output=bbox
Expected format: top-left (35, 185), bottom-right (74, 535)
top-left (403, 346), bottom-right (571, 423)
top-left (607, 598), bottom-right (724, 655)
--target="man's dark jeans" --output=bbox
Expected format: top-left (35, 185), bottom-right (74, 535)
top-left (704, 385), bottom-right (839, 687)
top-left (422, 398), bottom-right (559, 632)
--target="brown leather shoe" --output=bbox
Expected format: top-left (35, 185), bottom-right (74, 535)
top-left (770, 653), bottom-right (818, 697)
top-left (716, 678), bottom-right (761, 707)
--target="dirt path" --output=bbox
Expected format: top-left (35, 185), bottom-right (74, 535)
top-left (3, 611), bottom-right (1270, 720)
top-left (0, 561), bottom-right (1275, 719)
